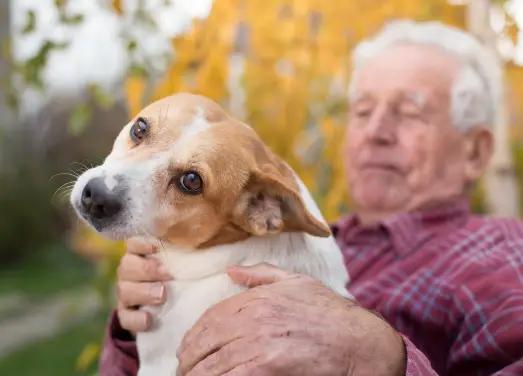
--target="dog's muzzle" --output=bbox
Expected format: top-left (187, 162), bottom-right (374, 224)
top-left (80, 177), bottom-right (124, 229)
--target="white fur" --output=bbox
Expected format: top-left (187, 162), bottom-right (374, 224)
top-left (178, 107), bottom-right (211, 141)
top-left (137, 185), bottom-right (350, 376)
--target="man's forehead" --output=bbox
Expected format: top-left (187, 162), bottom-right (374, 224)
top-left (350, 89), bottom-right (428, 107)
top-left (352, 46), bottom-right (460, 105)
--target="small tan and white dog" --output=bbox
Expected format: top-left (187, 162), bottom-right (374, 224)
top-left (70, 93), bottom-right (349, 375)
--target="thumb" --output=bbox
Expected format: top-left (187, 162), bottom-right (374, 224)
top-left (227, 263), bottom-right (294, 288)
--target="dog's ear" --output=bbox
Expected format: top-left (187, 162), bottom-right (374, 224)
top-left (231, 166), bottom-right (331, 238)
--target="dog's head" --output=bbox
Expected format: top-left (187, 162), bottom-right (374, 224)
top-left (71, 93), bottom-right (330, 248)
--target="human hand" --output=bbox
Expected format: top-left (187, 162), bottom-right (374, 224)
top-left (116, 237), bottom-right (173, 333)
top-left (177, 263), bottom-right (405, 376)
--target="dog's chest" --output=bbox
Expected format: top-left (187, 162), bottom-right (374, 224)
top-left (135, 233), bottom-right (350, 375)
top-left (136, 274), bottom-right (245, 376)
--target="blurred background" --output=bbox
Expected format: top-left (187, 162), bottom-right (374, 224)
top-left (0, 0), bottom-right (522, 374)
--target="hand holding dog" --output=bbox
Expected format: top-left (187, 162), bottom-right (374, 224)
top-left (177, 263), bottom-right (406, 376)
top-left (116, 237), bottom-right (173, 333)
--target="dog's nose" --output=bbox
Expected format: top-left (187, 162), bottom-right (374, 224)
top-left (81, 177), bottom-right (122, 219)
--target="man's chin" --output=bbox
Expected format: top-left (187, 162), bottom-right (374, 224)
top-left (353, 186), bottom-right (408, 215)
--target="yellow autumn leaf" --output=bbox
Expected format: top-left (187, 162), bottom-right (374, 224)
top-left (76, 342), bottom-right (100, 372)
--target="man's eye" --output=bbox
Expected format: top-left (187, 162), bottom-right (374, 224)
top-left (130, 117), bottom-right (149, 144)
top-left (354, 109), bottom-right (372, 118)
top-left (398, 104), bottom-right (421, 119)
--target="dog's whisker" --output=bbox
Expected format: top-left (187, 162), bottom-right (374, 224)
top-left (49, 172), bottom-right (81, 182)
top-left (71, 161), bottom-right (90, 171)
top-left (70, 161), bottom-right (91, 175)
top-left (53, 181), bottom-right (76, 193)
top-left (55, 188), bottom-right (74, 202)
top-left (69, 167), bottom-right (84, 176)
top-left (52, 181), bottom-right (77, 200)
top-left (51, 190), bottom-right (73, 204)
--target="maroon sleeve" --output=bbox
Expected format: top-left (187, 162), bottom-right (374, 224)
top-left (402, 335), bottom-right (438, 375)
top-left (99, 311), bottom-right (139, 376)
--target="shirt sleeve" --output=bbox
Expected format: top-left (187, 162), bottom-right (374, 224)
top-left (446, 241), bottom-right (523, 375)
top-left (401, 335), bottom-right (439, 375)
top-left (99, 310), bottom-right (139, 376)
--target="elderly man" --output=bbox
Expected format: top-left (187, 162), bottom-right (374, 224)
top-left (100, 21), bottom-right (523, 375)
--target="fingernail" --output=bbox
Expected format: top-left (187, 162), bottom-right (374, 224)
top-left (143, 313), bottom-right (151, 330)
top-left (150, 283), bottom-right (165, 300)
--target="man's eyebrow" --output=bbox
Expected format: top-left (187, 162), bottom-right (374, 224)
top-left (349, 92), bottom-right (373, 104)
top-left (400, 91), bottom-right (427, 107)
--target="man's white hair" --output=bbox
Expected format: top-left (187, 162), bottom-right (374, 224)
top-left (349, 20), bottom-right (502, 131)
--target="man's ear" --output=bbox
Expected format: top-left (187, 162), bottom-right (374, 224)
top-left (231, 169), bottom-right (331, 238)
top-left (464, 127), bottom-right (493, 182)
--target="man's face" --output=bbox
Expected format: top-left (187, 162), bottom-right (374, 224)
top-left (345, 44), bottom-right (478, 219)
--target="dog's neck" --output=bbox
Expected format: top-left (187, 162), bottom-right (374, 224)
top-left (153, 231), bottom-right (332, 281)
top-left (151, 178), bottom-right (335, 281)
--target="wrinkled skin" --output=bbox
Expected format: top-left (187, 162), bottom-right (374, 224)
top-left (345, 44), bottom-right (492, 225)
top-left (176, 264), bottom-right (405, 376)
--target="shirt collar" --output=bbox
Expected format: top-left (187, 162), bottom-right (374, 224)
top-left (332, 197), bottom-right (471, 257)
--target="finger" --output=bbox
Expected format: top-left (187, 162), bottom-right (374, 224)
top-left (178, 323), bottom-right (240, 375)
top-left (185, 337), bottom-right (262, 376)
top-left (227, 263), bottom-right (294, 288)
top-left (178, 300), bottom-right (255, 375)
top-left (126, 237), bottom-right (160, 255)
top-left (178, 291), bottom-right (255, 357)
top-left (222, 363), bottom-right (270, 376)
top-left (117, 306), bottom-right (152, 333)
top-left (117, 281), bottom-right (167, 308)
top-left (117, 253), bottom-right (172, 282)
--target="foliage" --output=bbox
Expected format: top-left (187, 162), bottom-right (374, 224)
top-left (0, 243), bottom-right (94, 299)
top-left (0, 310), bottom-right (108, 376)
top-left (0, 133), bottom-right (64, 263)
top-left (121, 0), bottom-right (468, 220)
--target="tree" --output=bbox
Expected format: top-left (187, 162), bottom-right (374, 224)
top-left (467, 0), bottom-right (520, 216)
top-left (123, 0), bottom-right (468, 220)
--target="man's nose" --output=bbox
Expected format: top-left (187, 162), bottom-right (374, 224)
top-left (81, 177), bottom-right (122, 219)
top-left (366, 105), bottom-right (397, 145)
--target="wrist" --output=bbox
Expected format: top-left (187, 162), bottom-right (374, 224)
top-left (341, 306), bottom-right (406, 376)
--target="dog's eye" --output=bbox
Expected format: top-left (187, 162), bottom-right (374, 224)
top-left (130, 117), bottom-right (149, 144)
top-left (177, 172), bottom-right (203, 195)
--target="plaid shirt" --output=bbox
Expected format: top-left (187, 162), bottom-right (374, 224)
top-left (100, 198), bottom-right (523, 375)
top-left (334, 198), bottom-right (523, 375)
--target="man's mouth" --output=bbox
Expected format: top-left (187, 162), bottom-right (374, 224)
top-left (360, 162), bottom-right (403, 174)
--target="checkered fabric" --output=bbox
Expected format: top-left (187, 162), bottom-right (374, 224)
top-left (334, 198), bottom-right (523, 375)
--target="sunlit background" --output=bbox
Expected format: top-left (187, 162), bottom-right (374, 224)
top-left (1, 0), bottom-right (523, 374)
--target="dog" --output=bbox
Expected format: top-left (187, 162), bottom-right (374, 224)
top-left (70, 93), bottom-right (350, 375)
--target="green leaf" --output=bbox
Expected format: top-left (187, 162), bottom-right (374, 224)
top-left (88, 84), bottom-right (115, 110)
top-left (21, 10), bottom-right (36, 35)
top-left (69, 104), bottom-right (92, 136)
top-left (54, 0), bottom-right (67, 9)
top-left (59, 13), bottom-right (84, 25)
top-left (128, 64), bottom-right (149, 78)
top-left (17, 39), bottom-right (69, 88)
top-left (127, 39), bottom-right (137, 52)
